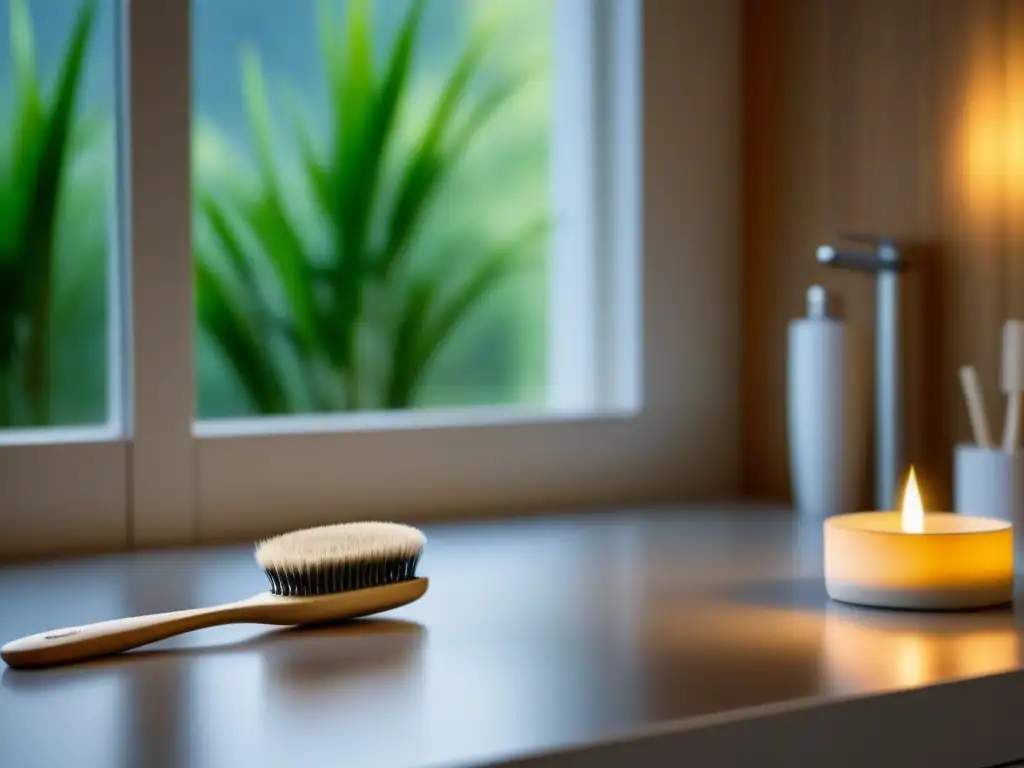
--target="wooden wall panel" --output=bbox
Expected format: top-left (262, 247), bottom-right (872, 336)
top-left (742, 0), bottom-right (837, 500)
top-left (742, 0), bottom-right (1024, 509)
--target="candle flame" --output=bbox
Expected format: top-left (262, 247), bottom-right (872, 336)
top-left (902, 466), bottom-right (924, 534)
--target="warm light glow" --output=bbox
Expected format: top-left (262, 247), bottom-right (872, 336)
top-left (901, 467), bottom-right (924, 534)
top-left (961, 27), bottom-right (1024, 225)
top-left (893, 633), bottom-right (930, 688)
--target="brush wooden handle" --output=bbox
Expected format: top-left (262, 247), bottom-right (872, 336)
top-left (1, 578), bottom-right (427, 670)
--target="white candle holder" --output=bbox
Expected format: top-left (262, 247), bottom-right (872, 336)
top-left (824, 465), bottom-right (1014, 611)
top-left (824, 512), bottom-right (1013, 611)
top-left (954, 444), bottom-right (1024, 527)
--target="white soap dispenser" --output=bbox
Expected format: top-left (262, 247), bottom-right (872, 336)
top-left (787, 285), bottom-right (861, 519)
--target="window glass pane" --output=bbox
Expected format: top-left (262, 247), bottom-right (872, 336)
top-left (0, 0), bottom-right (121, 431)
top-left (192, 0), bottom-right (552, 419)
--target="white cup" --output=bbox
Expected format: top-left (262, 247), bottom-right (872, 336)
top-left (953, 444), bottom-right (1024, 525)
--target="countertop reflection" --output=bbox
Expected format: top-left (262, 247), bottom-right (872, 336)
top-left (2, 507), bottom-right (1023, 768)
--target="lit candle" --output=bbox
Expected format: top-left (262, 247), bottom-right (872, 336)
top-left (824, 467), bottom-right (1014, 610)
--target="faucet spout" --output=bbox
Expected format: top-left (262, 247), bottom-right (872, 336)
top-left (816, 237), bottom-right (905, 510)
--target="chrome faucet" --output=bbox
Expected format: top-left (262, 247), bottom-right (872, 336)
top-left (815, 235), bottom-right (907, 511)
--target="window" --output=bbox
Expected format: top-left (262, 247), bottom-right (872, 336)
top-left (193, 0), bottom-right (553, 421)
top-left (0, 0), bottom-right (123, 436)
top-left (0, 0), bottom-right (128, 555)
top-left (3, 0), bottom-right (648, 556)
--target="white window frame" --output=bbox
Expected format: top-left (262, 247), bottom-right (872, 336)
top-left (0, 0), bottom-right (197, 557)
top-left (0, 0), bottom-right (135, 558)
top-left (4, 0), bottom-right (744, 556)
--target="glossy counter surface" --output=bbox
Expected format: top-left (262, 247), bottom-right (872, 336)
top-left (2, 508), bottom-right (1024, 767)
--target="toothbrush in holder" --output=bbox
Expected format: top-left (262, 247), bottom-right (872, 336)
top-left (960, 364), bottom-right (993, 449)
top-left (1001, 320), bottom-right (1024, 454)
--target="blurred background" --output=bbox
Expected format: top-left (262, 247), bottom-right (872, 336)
top-left (742, 0), bottom-right (1024, 509)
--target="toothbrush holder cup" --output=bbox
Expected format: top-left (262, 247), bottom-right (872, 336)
top-left (954, 444), bottom-right (1024, 527)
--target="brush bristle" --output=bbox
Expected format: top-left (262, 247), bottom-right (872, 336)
top-left (255, 522), bottom-right (426, 596)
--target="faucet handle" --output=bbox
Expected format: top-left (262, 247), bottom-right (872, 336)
top-left (818, 233), bottom-right (907, 273)
top-left (817, 242), bottom-right (908, 273)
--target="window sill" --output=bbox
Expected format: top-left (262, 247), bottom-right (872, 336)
top-left (193, 403), bottom-right (641, 440)
top-left (0, 424), bottom-right (122, 448)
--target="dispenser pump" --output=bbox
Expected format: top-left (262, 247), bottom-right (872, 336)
top-left (807, 285), bottom-right (828, 320)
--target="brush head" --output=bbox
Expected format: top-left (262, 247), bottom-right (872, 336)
top-left (1003, 320), bottom-right (1024, 393)
top-left (255, 522), bottom-right (426, 597)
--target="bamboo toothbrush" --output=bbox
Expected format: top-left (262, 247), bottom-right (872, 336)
top-left (1001, 320), bottom-right (1024, 453)
top-left (959, 364), bottom-right (993, 449)
top-left (1, 522), bottom-right (428, 670)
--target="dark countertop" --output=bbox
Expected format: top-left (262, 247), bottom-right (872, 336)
top-left (2, 507), bottom-right (1024, 768)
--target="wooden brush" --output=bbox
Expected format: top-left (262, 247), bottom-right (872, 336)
top-left (1, 522), bottom-right (428, 670)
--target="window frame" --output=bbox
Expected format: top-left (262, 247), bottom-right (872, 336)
top-left (3, 0), bottom-right (744, 556)
top-left (0, 0), bottom-right (134, 559)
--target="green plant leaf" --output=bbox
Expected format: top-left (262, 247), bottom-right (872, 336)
top-left (0, 0), bottom-right (40, 391)
top-left (239, 50), bottom-right (319, 360)
top-left (284, 85), bottom-right (330, 216)
top-left (321, 0), bottom-right (424, 393)
top-left (2, 0), bottom-right (44, 257)
top-left (201, 192), bottom-right (313, 405)
top-left (327, 0), bottom-right (375, 248)
top-left (449, 61), bottom-right (544, 160)
top-left (314, 0), bottom-right (375, 393)
top-left (316, 0), bottom-right (345, 116)
top-left (10, 0), bottom-right (36, 113)
top-left (19, 0), bottom-right (97, 425)
top-left (195, 257), bottom-right (289, 415)
top-left (69, 111), bottom-right (106, 158)
top-left (386, 218), bottom-right (547, 408)
top-left (378, 21), bottom-right (503, 280)
top-left (339, 0), bottom-right (422, 260)
top-left (240, 47), bottom-right (277, 188)
top-left (202, 194), bottom-right (263, 312)
top-left (386, 276), bottom-right (433, 408)
top-left (0, 261), bottom-right (19, 387)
